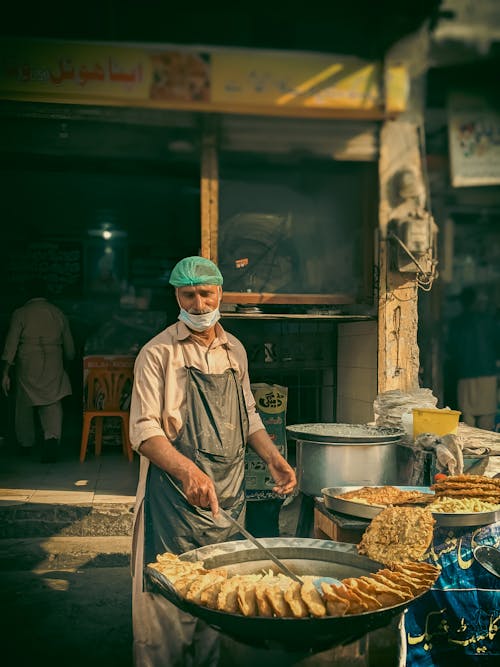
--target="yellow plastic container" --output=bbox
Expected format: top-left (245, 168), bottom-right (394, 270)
top-left (412, 408), bottom-right (461, 438)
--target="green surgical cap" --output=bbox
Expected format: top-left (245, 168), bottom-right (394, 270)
top-left (169, 256), bottom-right (223, 287)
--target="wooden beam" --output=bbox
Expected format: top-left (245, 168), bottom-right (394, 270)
top-left (200, 115), bottom-right (219, 261)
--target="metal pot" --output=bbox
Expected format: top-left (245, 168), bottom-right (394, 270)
top-left (287, 423), bottom-right (403, 497)
top-left (295, 439), bottom-right (399, 497)
top-left (145, 537), bottom-right (415, 652)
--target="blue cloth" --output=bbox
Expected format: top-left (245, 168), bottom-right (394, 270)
top-left (405, 521), bottom-right (500, 666)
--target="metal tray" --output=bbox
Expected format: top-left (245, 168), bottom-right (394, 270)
top-left (145, 537), bottom-right (426, 652)
top-left (322, 486), bottom-right (500, 527)
top-left (286, 423), bottom-right (405, 444)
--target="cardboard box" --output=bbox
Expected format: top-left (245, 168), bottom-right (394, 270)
top-left (245, 383), bottom-right (288, 500)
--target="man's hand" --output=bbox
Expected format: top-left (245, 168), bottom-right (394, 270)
top-left (1, 374), bottom-right (10, 397)
top-left (180, 465), bottom-right (219, 517)
top-left (247, 428), bottom-right (297, 496)
top-left (139, 435), bottom-right (219, 516)
top-left (268, 457), bottom-right (297, 495)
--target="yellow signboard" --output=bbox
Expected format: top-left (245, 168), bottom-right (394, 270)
top-left (211, 52), bottom-right (382, 110)
top-left (0, 38), bottom-right (408, 116)
top-left (0, 39), bottom-right (150, 100)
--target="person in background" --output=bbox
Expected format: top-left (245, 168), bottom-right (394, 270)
top-left (129, 256), bottom-right (296, 667)
top-left (1, 278), bottom-right (75, 462)
top-left (448, 286), bottom-right (499, 430)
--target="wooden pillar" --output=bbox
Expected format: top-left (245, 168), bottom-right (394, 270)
top-left (200, 115), bottom-right (219, 261)
top-left (377, 23), bottom-right (431, 394)
top-left (377, 121), bottom-right (422, 393)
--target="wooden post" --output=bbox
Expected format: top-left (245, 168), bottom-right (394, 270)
top-left (200, 115), bottom-right (219, 261)
top-left (377, 121), bottom-right (422, 392)
top-left (377, 25), bottom-right (431, 394)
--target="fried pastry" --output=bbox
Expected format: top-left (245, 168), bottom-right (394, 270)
top-left (357, 506), bottom-right (435, 565)
top-left (320, 583), bottom-right (350, 616)
top-left (255, 579), bottom-right (275, 617)
top-left (186, 571), bottom-right (227, 604)
top-left (337, 486), bottom-right (434, 506)
top-left (342, 578), bottom-right (383, 611)
top-left (284, 581), bottom-right (309, 618)
top-left (237, 582), bottom-right (259, 617)
top-left (217, 575), bottom-right (261, 614)
top-left (300, 577), bottom-right (327, 617)
top-left (200, 579), bottom-right (225, 609)
top-left (265, 583), bottom-right (293, 618)
top-left (174, 572), bottom-right (205, 597)
top-left (358, 575), bottom-right (410, 606)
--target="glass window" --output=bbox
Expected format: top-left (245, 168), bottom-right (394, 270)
top-left (218, 156), bottom-right (376, 301)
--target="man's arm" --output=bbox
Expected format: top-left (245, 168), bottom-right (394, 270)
top-left (139, 435), bottom-right (219, 516)
top-left (247, 428), bottom-right (296, 495)
top-left (1, 360), bottom-right (11, 396)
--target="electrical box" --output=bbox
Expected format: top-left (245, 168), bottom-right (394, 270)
top-left (389, 210), bottom-right (437, 274)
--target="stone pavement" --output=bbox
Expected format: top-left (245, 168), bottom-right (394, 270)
top-left (0, 443), bottom-right (137, 540)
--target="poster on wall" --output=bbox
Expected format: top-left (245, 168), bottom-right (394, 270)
top-left (448, 95), bottom-right (500, 187)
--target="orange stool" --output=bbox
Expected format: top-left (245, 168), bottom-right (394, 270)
top-left (80, 367), bottom-right (134, 462)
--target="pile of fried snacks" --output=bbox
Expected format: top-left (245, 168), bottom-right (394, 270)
top-left (427, 496), bottom-right (500, 513)
top-left (147, 552), bottom-right (440, 618)
top-left (430, 474), bottom-right (500, 504)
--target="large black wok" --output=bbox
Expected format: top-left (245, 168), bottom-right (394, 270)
top-left (145, 537), bottom-right (426, 652)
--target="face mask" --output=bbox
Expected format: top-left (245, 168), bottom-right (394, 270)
top-left (178, 307), bottom-right (220, 332)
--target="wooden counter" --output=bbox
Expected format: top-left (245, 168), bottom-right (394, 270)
top-left (314, 497), bottom-right (369, 544)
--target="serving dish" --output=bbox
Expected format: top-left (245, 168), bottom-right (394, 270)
top-left (322, 486), bottom-right (500, 528)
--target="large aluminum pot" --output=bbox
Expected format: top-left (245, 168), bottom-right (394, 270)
top-left (287, 423), bottom-right (403, 497)
top-left (295, 439), bottom-right (399, 497)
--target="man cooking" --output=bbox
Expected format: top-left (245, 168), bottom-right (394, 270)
top-left (129, 255), bottom-right (296, 667)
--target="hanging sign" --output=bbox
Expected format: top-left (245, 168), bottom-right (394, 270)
top-left (448, 94), bottom-right (500, 187)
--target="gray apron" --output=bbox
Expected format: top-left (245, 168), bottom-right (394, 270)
top-left (144, 349), bottom-right (249, 561)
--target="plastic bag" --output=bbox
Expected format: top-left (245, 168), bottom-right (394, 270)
top-left (373, 388), bottom-right (437, 429)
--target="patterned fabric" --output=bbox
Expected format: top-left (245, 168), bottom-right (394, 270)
top-left (405, 520), bottom-right (500, 665)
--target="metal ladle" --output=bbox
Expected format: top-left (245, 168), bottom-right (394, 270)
top-left (473, 545), bottom-right (500, 579)
top-left (217, 507), bottom-right (341, 589)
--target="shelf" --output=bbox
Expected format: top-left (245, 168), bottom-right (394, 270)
top-left (222, 292), bottom-right (357, 305)
top-left (221, 313), bottom-right (374, 321)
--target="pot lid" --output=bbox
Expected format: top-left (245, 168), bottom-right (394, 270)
top-left (286, 423), bottom-right (405, 443)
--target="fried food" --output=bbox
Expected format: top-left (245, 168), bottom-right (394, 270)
top-left (432, 474), bottom-right (500, 488)
top-left (358, 575), bottom-right (410, 606)
top-left (174, 571), bottom-right (206, 596)
top-left (265, 585), bottom-right (292, 618)
top-left (237, 581), bottom-right (259, 617)
top-left (357, 506), bottom-right (435, 566)
top-left (217, 575), bottom-right (261, 614)
top-left (430, 475), bottom-right (500, 504)
top-left (147, 550), bottom-right (440, 619)
top-left (336, 486), bottom-right (434, 507)
top-left (300, 577), bottom-right (327, 617)
top-left (255, 578), bottom-right (275, 617)
top-left (186, 571), bottom-right (227, 604)
top-left (200, 579), bottom-right (225, 609)
top-left (428, 496), bottom-right (500, 513)
top-left (320, 583), bottom-right (351, 616)
top-left (342, 578), bottom-right (383, 611)
top-left (284, 581), bottom-right (310, 618)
